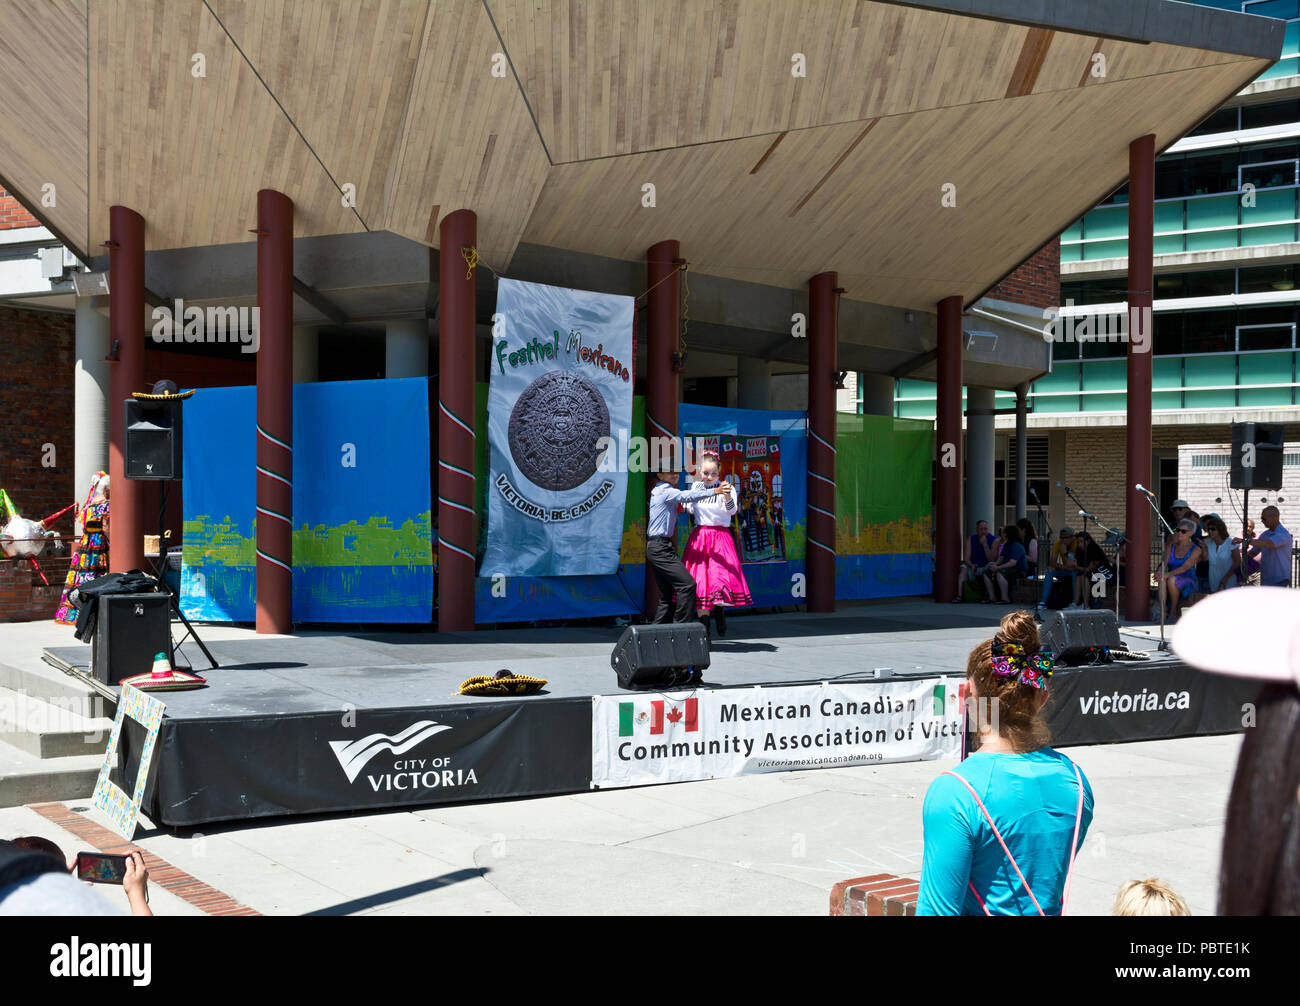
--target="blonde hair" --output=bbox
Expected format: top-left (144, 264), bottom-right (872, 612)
top-left (1111, 878), bottom-right (1190, 916)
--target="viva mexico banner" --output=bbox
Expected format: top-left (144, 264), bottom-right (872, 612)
top-left (480, 278), bottom-right (635, 576)
top-left (591, 678), bottom-right (962, 789)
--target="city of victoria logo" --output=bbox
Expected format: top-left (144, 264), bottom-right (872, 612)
top-left (329, 721), bottom-right (451, 783)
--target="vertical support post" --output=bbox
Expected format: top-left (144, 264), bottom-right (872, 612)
top-left (966, 387), bottom-right (995, 532)
top-left (1015, 382), bottom-right (1028, 518)
top-left (438, 209), bottom-right (478, 632)
top-left (935, 295), bottom-right (964, 601)
top-left (644, 239), bottom-right (681, 618)
top-left (806, 272), bottom-right (840, 613)
top-left (255, 189), bottom-right (294, 635)
top-left (75, 296), bottom-right (111, 535)
top-left (107, 206), bottom-right (145, 574)
top-left (1126, 134), bottom-right (1155, 622)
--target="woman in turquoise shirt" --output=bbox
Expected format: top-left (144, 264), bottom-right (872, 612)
top-left (918, 609), bottom-right (1094, 915)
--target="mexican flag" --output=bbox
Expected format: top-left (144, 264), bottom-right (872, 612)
top-left (618, 698), bottom-right (699, 737)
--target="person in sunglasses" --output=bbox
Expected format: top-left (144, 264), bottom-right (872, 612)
top-left (1161, 519), bottom-right (1203, 622)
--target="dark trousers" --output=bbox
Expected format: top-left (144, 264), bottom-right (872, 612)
top-left (647, 537), bottom-right (697, 623)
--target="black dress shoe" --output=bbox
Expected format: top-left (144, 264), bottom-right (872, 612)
top-left (714, 607), bottom-right (727, 636)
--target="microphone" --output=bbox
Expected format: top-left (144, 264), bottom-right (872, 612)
top-left (1135, 484), bottom-right (1154, 498)
top-left (1078, 510), bottom-right (1096, 520)
top-left (1028, 486), bottom-right (1039, 503)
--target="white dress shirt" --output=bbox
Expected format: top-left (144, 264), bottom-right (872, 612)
top-left (685, 481), bottom-right (737, 527)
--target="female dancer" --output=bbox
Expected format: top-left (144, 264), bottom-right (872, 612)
top-left (55, 472), bottom-right (110, 625)
top-left (682, 452), bottom-right (752, 637)
top-left (918, 609), bottom-right (1094, 915)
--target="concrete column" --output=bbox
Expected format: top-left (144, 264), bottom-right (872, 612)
top-left (1015, 382), bottom-right (1029, 518)
top-left (293, 326), bottom-right (318, 383)
top-left (806, 271), bottom-right (841, 614)
top-left (107, 206), bottom-right (145, 574)
top-left (859, 372), bottom-right (895, 417)
top-left (438, 209), bottom-right (478, 632)
top-left (74, 297), bottom-right (111, 534)
top-left (934, 295), bottom-right (963, 601)
top-left (644, 239), bottom-right (682, 619)
top-left (255, 189), bottom-right (294, 635)
top-left (737, 355), bottom-right (772, 410)
top-left (385, 318), bottom-right (428, 378)
top-left (1125, 134), bottom-right (1155, 622)
top-left (966, 387), bottom-right (996, 534)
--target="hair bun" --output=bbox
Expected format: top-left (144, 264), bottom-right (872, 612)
top-left (999, 609), bottom-right (1040, 651)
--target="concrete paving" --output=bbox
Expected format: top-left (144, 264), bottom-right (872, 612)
top-left (0, 731), bottom-right (1241, 916)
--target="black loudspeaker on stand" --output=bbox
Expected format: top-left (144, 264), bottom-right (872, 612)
top-left (611, 623), bottom-right (710, 690)
top-left (1230, 421), bottom-right (1284, 491)
top-left (124, 391), bottom-right (218, 670)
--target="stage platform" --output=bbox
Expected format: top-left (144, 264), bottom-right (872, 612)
top-left (42, 602), bottom-right (1257, 827)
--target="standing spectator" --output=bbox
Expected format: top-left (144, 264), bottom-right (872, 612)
top-left (1172, 587), bottom-right (1300, 914)
top-left (1161, 519), bottom-right (1203, 621)
top-left (1169, 498), bottom-right (1190, 530)
top-left (918, 610), bottom-right (1093, 915)
top-left (955, 520), bottom-right (998, 602)
top-left (982, 524), bottom-right (1026, 604)
top-left (1202, 516), bottom-right (1239, 593)
top-left (1240, 505), bottom-right (1293, 588)
top-left (1016, 518), bottom-right (1038, 578)
top-left (1036, 527), bottom-right (1078, 612)
top-left (1235, 518), bottom-right (1262, 585)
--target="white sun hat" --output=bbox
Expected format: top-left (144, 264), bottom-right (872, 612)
top-left (1171, 587), bottom-right (1300, 686)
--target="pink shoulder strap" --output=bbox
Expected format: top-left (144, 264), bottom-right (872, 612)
top-left (943, 759), bottom-right (1084, 917)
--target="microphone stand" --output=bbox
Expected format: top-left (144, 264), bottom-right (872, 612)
top-left (1139, 489), bottom-right (1175, 652)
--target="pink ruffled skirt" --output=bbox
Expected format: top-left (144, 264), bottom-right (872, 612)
top-left (682, 525), bottom-right (753, 611)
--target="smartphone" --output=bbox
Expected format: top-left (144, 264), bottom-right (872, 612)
top-left (76, 852), bottom-right (127, 885)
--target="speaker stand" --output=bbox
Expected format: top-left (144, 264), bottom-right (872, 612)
top-left (155, 481), bottom-right (219, 671)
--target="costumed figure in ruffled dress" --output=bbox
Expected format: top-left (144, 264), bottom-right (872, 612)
top-left (55, 472), bottom-right (110, 625)
top-left (681, 451), bottom-right (753, 637)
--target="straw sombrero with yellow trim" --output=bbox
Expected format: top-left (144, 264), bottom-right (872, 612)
top-left (131, 379), bottom-right (195, 402)
top-left (458, 669), bottom-right (547, 696)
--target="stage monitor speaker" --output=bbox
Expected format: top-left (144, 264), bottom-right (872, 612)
top-left (611, 623), bottom-right (710, 690)
top-left (125, 398), bottom-right (182, 480)
top-left (1230, 421), bottom-right (1284, 491)
top-left (1038, 609), bottom-right (1121, 666)
top-left (92, 593), bottom-right (172, 685)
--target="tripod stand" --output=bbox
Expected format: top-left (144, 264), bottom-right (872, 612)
top-left (155, 481), bottom-right (218, 670)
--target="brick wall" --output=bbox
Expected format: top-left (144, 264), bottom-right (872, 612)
top-left (986, 238), bottom-right (1061, 311)
top-left (0, 188), bottom-right (41, 230)
top-left (1177, 441), bottom-right (1300, 534)
top-left (0, 307), bottom-right (76, 539)
top-left (0, 553), bottom-right (72, 621)
top-left (830, 873), bottom-right (920, 916)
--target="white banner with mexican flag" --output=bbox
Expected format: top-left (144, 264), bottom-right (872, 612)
top-left (591, 678), bottom-right (963, 789)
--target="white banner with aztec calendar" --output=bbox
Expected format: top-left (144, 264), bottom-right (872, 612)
top-left (591, 678), bottom-right (963, 789)
top-left (480, 278), bottom-right (634, 576)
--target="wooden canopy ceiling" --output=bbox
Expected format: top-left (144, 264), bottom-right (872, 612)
top-left (0, 0), bottom-right (1277, 311)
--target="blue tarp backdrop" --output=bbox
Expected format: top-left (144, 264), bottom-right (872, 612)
top-left (181, 378), bottom-right (434, 622)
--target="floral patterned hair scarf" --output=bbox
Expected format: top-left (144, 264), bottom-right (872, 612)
top-left (989, 635), bottom-right (1056, 690)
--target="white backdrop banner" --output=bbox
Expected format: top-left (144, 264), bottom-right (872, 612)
top-left (592, 678), bottom-right (963, 789)
top-left (480, 278), bottom-right (634, 576)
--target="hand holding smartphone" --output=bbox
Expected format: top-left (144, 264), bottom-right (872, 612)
top-left (75, 851), bottom-right (128, 885)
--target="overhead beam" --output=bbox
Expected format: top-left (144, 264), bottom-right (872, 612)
top-left (292, 276), bottom-right (348, 324)
top-left (890, 347), bottom-right (939, 379)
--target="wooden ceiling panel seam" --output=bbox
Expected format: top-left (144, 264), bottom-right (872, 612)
top-left (382, 0), bottom-right (433, 230)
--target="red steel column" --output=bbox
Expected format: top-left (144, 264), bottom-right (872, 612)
top-left (107, 206), bottom-right (145, 574)
top-left (806, 272), bottom-right (841, 613)
top-left (438, 209), bottom-right (478, 632)
top-left (935, 295), bottom-right (964, 602)
top-left (644, 239), bottom-right (682, 618)
top-left (255, 189), bottom-right (294, 634)
top-left (1126, 134), bottom-right (1155, 622)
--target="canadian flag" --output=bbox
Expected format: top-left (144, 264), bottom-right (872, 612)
top-left (619, 698), bottom-right (698, 736)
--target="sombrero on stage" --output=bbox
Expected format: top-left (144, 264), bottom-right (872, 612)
top-left (131, 379), bottom-right (195, 402)
top-left (120, 652), bottom-right (207, 692)
top-left (458, 669), bottom-right (547, 696)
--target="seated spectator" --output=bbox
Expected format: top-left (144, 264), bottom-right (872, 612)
top-left (982, 524), bottom-right (1027, 604)
top-left (1072, 531), bottom-right (1113, 609)
top-left (955, 520), bottom-right (998, 602)
top-left (1016, 518), bottom-right (1039, 578)
top-left (1111, 878), bottom-right (1191, 916)
top-left (1037, 527), bottom-right (1078, 612)
top-left (6, 836), bottom-right (151, 916)
top-left (1202, 516), bottom-right (1238, 593)
top-left (1172, 587), bottom-right (1300, 914)
top-left (917, 610), bottom-right (1094, 915)
top-left (1162, 519), bottom-right (1202, 622)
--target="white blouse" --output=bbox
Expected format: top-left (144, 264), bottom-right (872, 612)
top-left (685, 481), bottom-right (737, 527)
